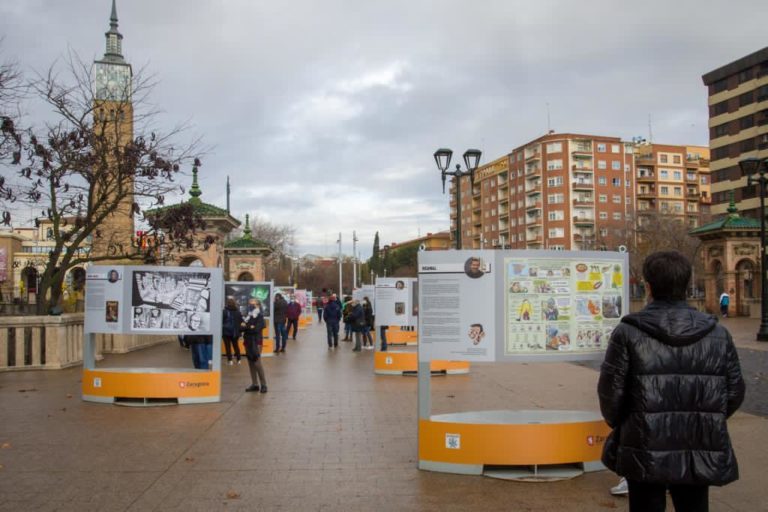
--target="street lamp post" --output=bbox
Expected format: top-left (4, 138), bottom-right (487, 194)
top-left (739, 157), bottom-right (768, 341)
top-left (434, 148), bottom-right (482, 250)
top-left (352, 231), bottom-right (359, 290)
top-left (337, 232), bottom-right (342, 297)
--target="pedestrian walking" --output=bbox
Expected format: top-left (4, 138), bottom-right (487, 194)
top-left (286, 297), bottom-right (302, 340)
top-left (362, 296), bottom-right (374, 349)
top-left (222, 297), bottom-right (243, 365)
top-left (272, 293), bottom-right (288, 353)
top-left (598, 251), bottom-right (745, 512)
top-left (341, 295), bottom-right (353, 341)
top-left (719, 289), bottom-right (731, 317)
top-left (349, 299), bottom-right (365, 352)
top-left (316, 294), bottom-right (327, 324)
top-left (323, 293), bottom-right (342, 348)
top-left (242, 298), bottom-right (267, 393)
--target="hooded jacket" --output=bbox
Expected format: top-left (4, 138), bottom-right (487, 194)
top-left (598, 300), bottom-right (745, 486)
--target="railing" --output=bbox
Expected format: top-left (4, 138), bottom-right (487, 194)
top-left (0, 313), bottom-right (86, 371)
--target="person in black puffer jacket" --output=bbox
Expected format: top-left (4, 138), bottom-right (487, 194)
top-left (598, 251), bottom-right (745, 512)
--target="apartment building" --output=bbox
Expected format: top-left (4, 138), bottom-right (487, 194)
top-left (450, 134), bottom-right (712, 250)
top-left (451, 133), bottom-right (636, 250)
top-left (702, 46), bottom-right (768, 217)
top-left (635, 143), bottom-right (711, 229)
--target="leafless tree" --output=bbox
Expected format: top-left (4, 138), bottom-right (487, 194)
top-left (1, 51), bottom-right (204, 313)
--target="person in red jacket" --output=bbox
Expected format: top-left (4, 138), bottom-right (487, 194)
top-left (286, 296), bottom-right (302, 340)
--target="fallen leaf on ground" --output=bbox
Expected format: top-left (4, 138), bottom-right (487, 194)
top-left (66, 394), bottom-right (73, 398)
top-left (184, 457), bottom-right (195, 462)
top-left (17, 388), bottom-right (37, 393)
top-left (597, 500), bottom-right (617, 509)
top-left (1, 443), bottom-right (11, 449)
top-left (226, 490), bottom-right (240, 499)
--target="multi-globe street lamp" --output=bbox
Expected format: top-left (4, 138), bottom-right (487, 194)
top-left (434, 148), bottom-right (482, 249)
top-left (739, 157), bottom-right (768, 342)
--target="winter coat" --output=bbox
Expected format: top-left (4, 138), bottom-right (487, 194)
top-left (350, 303), bottom-right (366, 332)
top-left (598, 300), bottom-right (745, 486)
top-left (286, 302), bottom-right (302, 320)
top-left (323, 301), bottom-right (342, 325)
top-left (273, 296), bottom-right (288, 323)
top-left (363, 301), bottom-right (374, 328)
top-left (241, 309), bottom-right (265, 361)
top-left (222, 305), bottom-right (243, 339)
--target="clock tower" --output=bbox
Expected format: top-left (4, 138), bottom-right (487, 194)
top-left (91, 0), bottom-right (135, 258)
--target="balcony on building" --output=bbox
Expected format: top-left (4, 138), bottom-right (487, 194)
top-left (525, 199), bottom-right (542, 211)
top-left (687, 187), bottom-right (700, 199)
top-left (637, 168), bottom-right (655, 181)
top-left (525, 146), bottom-right (541, 161)
top-left (635, 153), bottom-right (654, 164)
top-left (525, 180), bottom-right (542, 195)
top-left (573, 215), bottom-right (595, 226)
top-left (526, 214), bottom-right (543, 226)
top-left (637, 188), bottom-right (656, 199)
top-left (525, 163), bottom-right (540, 176)
top-left (572, 177), bottom-right (594, 189)
top-left (571, 141), bottom-right (592, 155)
top-left (572, 163), bottom-right (593, 172)
top-left (573, 195), bottom-right (594, 206)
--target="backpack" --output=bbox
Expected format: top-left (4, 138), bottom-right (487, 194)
top-left (223, 309), bottom-right (236, 337)
top-left (721, 294), bottom-right (730, 306)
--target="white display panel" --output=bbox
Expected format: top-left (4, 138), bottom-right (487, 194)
top-left (85, 265), bottom-right (223, 336)
top-left (418, 252), bottom-right (496, 362)
top-left (418, 250), bottom-right (629, 363)
top-left (374, 278), bottom-right (415, 327)
top-left (353, 285), bottom-right (375, 313)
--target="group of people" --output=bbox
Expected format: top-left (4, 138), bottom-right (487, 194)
top-left (320, 294), bottom-right (375, 351)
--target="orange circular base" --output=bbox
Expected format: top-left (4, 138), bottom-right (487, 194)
top-left (419, 411), bottom-right (610, 469)
top-left (374, 351), bottom-right (469, 375)
top-left (82, 368), bottom-right (220, 403)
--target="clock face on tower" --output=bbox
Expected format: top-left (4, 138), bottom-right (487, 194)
top-left (93, 62), bottom-right (132, 101)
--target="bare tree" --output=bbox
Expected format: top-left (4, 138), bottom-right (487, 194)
top-left (0, 41), bottom-right (24, 173)
top-left (1, 52), bottom-right (203, 313)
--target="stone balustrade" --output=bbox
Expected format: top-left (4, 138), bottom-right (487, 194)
top-left (0, 313), bottom-right (175, 372)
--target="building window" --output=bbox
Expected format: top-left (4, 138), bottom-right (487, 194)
top-left (548, 228), bottom-right (564, 238)
top-left (673, 155), bottom-right (681, 164)
top-left (613, 212), bottom-right (622, 220)
top-left (611, 161), bottom-right (621, 170)
top-left (546, 142), bottom-right (562, 153)
top-left (612, 195), bottom-right (621, 204)
top-left (598, 176), bottom-right (607, 185)
top-left (741, 115), bottom-right (755, 130)
top-left (547, 176), bottom-right (563, 187)
top-left (599, 228), bottom-right (608, 237)
top-left (739, 91), bottom-right (754, 107)
top-left (548, 210), bottom-right (564, 221)
top-left (612, 178), bottom-right (621, 187)
top-left (660, 169), bottom-right (669, 179)
top-left (738, 69), bottom-right (753, 83)
top-left (598, 160), bottom-right (607, 169)
top-left (713, 79), bottom-right (728, 93)
top-left (611, 144), bottom-right (620, 153)
top-left (626, 197), bottom-right (632, 205)
top-left (673, 171), bottom-right (682, 180)
top-left (624, 164), bottom-right (631, 172)
top-left (547, 159), bottom-right (563, 170)
top-left (661, 186), bottom-right (669, 195)
top-left (625, 179), bottom-right (631, 187)
top-left (597, 143), bottom-right (607, 152)
top-left (599, 212), bottom-right (608, 220)
top-left (674, 187), bottom-right (682, 196)
top-left (659, 154), bottom-right (668, 163)
top-left (700, 176), bottom-right (708, 185)
top-left (547, 193), bottom-right (564, 204)
top-left (714, 123), bottom-right (728, 137)
top-left (599, 194), bottom-right (608, 203)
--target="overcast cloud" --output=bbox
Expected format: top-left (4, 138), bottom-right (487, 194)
top-left (2, 0), bottom-right (766, 258)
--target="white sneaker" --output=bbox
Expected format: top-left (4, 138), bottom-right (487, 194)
top-left (610, 477), bottom-right (628, 496)
top-left (227, 360), bottom-right (233, 366)
top-left (237, 360), bottom-right (242, 365)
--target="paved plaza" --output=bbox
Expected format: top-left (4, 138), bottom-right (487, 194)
top-left (1, 318), bottom-right (767, 511)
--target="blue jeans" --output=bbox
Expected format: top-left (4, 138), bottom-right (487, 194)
top-left (362, 326), bottom-right (373, 346)
top-left (380, 326), bottom-right (388, 351)
top-left (326, 322), bottom-right (339, 346)
top-left (344, 322), bottom-right (352, 339)
top-left (317, 307), bottom-right (323, 323)
top-left (274, 321), bottom-right (288, 351)
top-left (191, 343), bottom-right (212, 369)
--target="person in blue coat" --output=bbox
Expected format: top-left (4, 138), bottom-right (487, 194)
top-left (323, 294), bottom-right (342, 348)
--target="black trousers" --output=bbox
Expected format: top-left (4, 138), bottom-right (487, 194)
top-left (287, 318), bottom-right (299, 339)
top-left (628, 479), bottom-right (709, 512)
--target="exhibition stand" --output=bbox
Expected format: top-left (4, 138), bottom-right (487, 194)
top-left (82, 266), bottom-right (224, 405)
top-left (374, 350), bottom-right (469, 375)
top-left (417, 250), bottom-right (627, 480)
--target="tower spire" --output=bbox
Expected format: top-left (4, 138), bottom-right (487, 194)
top-left (103, 0), bottom-right (125, 63)
top-left (226, 176), bottom-right (231, 213)
top-left (189, 164), bottom-right (202, 203)
top-left (243, 214), bottom-right (252, 239)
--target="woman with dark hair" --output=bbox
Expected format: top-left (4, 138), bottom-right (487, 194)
top-left (242, 298), bottom-right (267, 393)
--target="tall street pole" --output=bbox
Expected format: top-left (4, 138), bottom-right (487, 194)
top-left (352, 230), bottom-right (358, 290)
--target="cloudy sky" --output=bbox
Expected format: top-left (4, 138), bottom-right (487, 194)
top-left (2, 0), bottom-right (766, 258)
